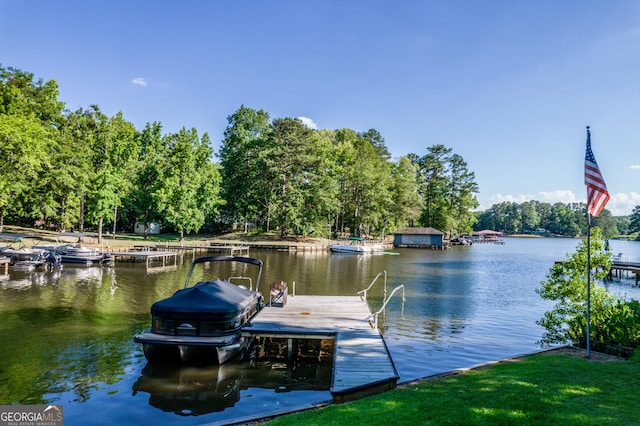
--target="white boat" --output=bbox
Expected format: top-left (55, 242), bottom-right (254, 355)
top-left (52, 244), bottom-right (111, 264)
top-left (34, 232), bottom-right (112, 265)
top-left (330, 244), bottom-right (374, 253)
top-left (0, 233), bottom-right (62, 269)
top-left (330, 238), bottom-right (383, 254)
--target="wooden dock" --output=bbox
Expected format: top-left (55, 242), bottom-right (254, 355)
top-left (242, 295), bottom-right (399, 402)
top-left (609, 260), bottom-right (640, 285)
top-left (111, 251), bottom-right (178, 268)
top-left (555, 259), bottom-right (640, 286)
top-left (0, 257), bottom-right (9, 277)
top-left (152, 243), bottom-right (250, 256)
top-left (204, 244), bottom-right (250, 256)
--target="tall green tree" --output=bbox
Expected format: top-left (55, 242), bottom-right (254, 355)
top-left (83, 108), bottom-right (140, 241)
top-left (0, 66), bottom-right (64, 229)
top-left (329, 129), bottom-right (397, 237)
top-left (264, 117), bottom-right (318, 237)
top-left (0, 65), bottom-right (65, 124)
top-left (358, 128), bottom-right (391, 160)
top-left (299, 129), bottom-right (340, 237)
top-left (630, 205), bottom-right (640, 234)
top-left (349, 138), bottom-right (392, 237)
top-left (0, 114), bottom-right (51, 229)
top-left (131, 122), bottom-right (166, 237)
top-left (547, 203), bottom-right (580, 236)
top-left (520, 201), bottom-right (541, 231)
top-left (412, 144), bottom-right (481, 236)
top-left (332, 129), bottom-right (358, 235)
top-left (416, 145), bottom-right (451, 231)
top-left (448, 153), bottom-right (479, 235)
top-left (46, 109), bottom-right (95, 231)
top-left (388, 156), bottom-right (422, 230)
top-left (219, 106), bottom-right (272, 232)
top-left (588, 208), bottom-right (618, 240)
top-left (155, 128), bottom-right (222, 241)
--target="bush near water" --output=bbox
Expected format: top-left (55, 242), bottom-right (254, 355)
top-left (537, 227), bottom-right (640, 356)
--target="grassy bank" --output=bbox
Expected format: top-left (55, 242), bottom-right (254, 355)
top-left (0, 225), bottom-right (332, 249)
top-left (264, 348), bottom-right (640, 425)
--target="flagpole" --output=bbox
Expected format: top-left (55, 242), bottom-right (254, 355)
top-left (586, 212), bottom-right (591, 358)
top-left (585, 125), bottom-right (592, 359)
top-left (584, 124), bottom-right (609, 359)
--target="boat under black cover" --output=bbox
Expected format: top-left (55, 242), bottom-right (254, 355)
top-left (135, 256), bottom-right (264, 365)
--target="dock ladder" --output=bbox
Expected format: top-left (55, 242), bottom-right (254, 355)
top-left (357, 271), bottom-right (406, 328)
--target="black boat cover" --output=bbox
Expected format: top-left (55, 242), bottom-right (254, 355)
top-left (151, 279), bottom-right (262, 321)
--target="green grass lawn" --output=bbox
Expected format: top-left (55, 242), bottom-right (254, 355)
top-left (265, 352), bottom-right (640, 425)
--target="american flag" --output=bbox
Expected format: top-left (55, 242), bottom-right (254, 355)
top-left (584, 126), bottom-right (610, 217)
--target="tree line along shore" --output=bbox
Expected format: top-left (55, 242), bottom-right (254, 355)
top-left (2, 65), bottom-right (638, 244)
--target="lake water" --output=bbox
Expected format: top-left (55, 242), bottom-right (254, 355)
top-left (1, 237), bottom-right (639, 425)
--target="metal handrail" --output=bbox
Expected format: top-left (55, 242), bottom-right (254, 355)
top-left (357, 271), bottom-right (387, 303)
top-left (184, 255), bottom-right (263, 292)
top-left (366, 284), bottom-right (405, 329)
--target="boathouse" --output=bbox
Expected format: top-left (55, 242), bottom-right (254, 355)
top-left (472, 230), bottom-right (504, 243)
top-left (393, 227), bottom-right (445, 249)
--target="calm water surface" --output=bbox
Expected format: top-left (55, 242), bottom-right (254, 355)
top-left (1, 237), bottom-right (639, 425)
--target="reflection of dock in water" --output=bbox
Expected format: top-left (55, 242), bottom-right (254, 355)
top-left (133, 356), bottom-right (332, 417)
top-left (145, 264), bottom-right (178, 275)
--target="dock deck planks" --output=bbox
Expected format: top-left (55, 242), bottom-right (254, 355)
top-left (111, 251), bottom-right (178, 267)
top-left (243, 295), bottom-right (399, 399)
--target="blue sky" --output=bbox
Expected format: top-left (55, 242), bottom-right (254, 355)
top-left (2, 1), bottom-right (639, 215)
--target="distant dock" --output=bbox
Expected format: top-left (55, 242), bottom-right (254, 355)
top-left (608, 260), bottom-right (640, 286)
top-left (155, 243), bottom-right (250, 256)
top-left (556, 258), bottom-right (640, 286)
top-left (111, 250), bottom-right (178, 268)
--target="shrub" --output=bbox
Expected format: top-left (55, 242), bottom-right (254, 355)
top-left (536, 227), bottom-right (640, 349)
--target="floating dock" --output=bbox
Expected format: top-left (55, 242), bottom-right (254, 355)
top-left (111, 251), bottom-right (178, 268)
top-left (242, 295), bottom-right (399, 402)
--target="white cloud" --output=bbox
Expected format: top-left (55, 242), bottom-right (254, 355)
top-left (297, 116), bottom-right (317, 129)
top-left (487, 193), bottom-right (533, 205)
top-left (486, 191), bottom-right (578, 206)
top-left (131, 77), bottom-right (148, 87)
top-left (609, 192), bottom-right (640, 216)
top-left (480, 191), bottom-right (577, 212)
top-left (630, 165), bottom-right (640, 170)
top-left (537, 190), bottom-right (579, 204)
